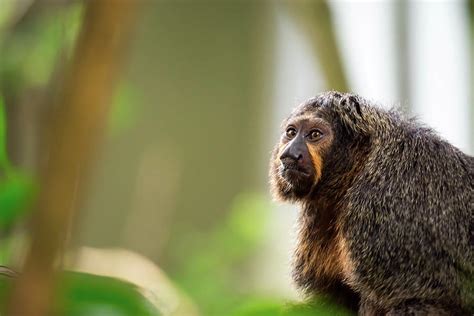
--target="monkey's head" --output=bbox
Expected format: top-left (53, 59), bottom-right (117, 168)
top-left (270, 91), bottom-right (373, 202)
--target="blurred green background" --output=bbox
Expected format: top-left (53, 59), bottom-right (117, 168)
top-left (0, 0), bottom-right (472, 315)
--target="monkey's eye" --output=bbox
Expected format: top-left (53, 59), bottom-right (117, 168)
top-left (307, 129), bottom-right (323, 141)
top-left (285, 127), bottom-right (297, 139)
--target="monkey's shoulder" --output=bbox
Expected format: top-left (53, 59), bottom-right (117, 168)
top-left (338, 126), bottom-right (472, 306)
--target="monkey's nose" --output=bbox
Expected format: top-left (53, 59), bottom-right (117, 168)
top-left (279, 149), bottom-right (303, 163)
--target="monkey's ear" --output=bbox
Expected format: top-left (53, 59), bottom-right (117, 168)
top-left (340, 94), bottom-right (363, 118)
top-left (335, 94), bottom-right (369, 136)
top-left (347, 95), bottom-right (363, 117)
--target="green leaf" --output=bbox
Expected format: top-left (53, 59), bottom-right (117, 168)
top-left (108, 82), bottom-right (141, 137)
top-left (56, 271), bottom-right (161, 316)
top-left (231, 298), bottom-right (354, 316)
top-left (231, 299), bottom-right (282, 316)
top-left (0, 273), bottom-right (11, 309)
top-left (0, 271), bottom-right (161, 315)
top-left (0, 173), bottom-right (36, 229)
top-left (0, 97), bottom-right (11, 172)
top-left (0, 3), bottom-right (83, 91)
top-left (0, 97), bottom-right (37, 229)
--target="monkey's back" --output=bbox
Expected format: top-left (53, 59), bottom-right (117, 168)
top-left (341, 116), bottom-right (473, 311)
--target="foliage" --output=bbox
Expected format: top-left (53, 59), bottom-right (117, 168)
top-left (231, 298), bottom-right (353, 316)
top-left (172, 192), bottom-right (270, 315)
top-left (0, 96), bottom-right (160, 315)
top-left (0, 271), bottom-right (161, 316)
top-left (0, 97), bottom-right (36, 230)
top-left (171, 192), bottom-right (353, 316)
top-left (0, 2), bottom-right (82, 91)
top-left (55, 271), bottom-right (160, 316)
top-left (0, 172), bottom-right (36, 229)
top-left (109, 81), bottom-right (141, 137)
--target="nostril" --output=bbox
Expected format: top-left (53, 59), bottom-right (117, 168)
top-left (280, 153), bottom-right (294, 162)
top-left (280, 152), bottom-right (303, 164)
top-left (280, 143), bottom-right (303, 162)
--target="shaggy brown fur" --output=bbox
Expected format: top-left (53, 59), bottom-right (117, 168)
top-left (269, 91), bottom-right (473, 315)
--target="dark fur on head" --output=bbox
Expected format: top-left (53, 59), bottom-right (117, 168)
top-left (269, 91), bottom-right (474, 315)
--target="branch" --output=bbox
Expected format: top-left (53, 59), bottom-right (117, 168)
top-left (8, 1), bottom-right (138, 315)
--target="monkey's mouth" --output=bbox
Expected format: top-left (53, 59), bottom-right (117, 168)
top-left (283, 168), bottom-right (310, 177)
top-left (279, 165), bottom-right (314, 197)
top-left (280, 164), bottom-right (312, 179)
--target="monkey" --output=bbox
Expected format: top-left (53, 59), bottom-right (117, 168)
top-left (269, 91), bottom-right (473, 315)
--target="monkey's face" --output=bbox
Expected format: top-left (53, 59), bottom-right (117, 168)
top-left (270, 112), bottom-right (334, 202)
